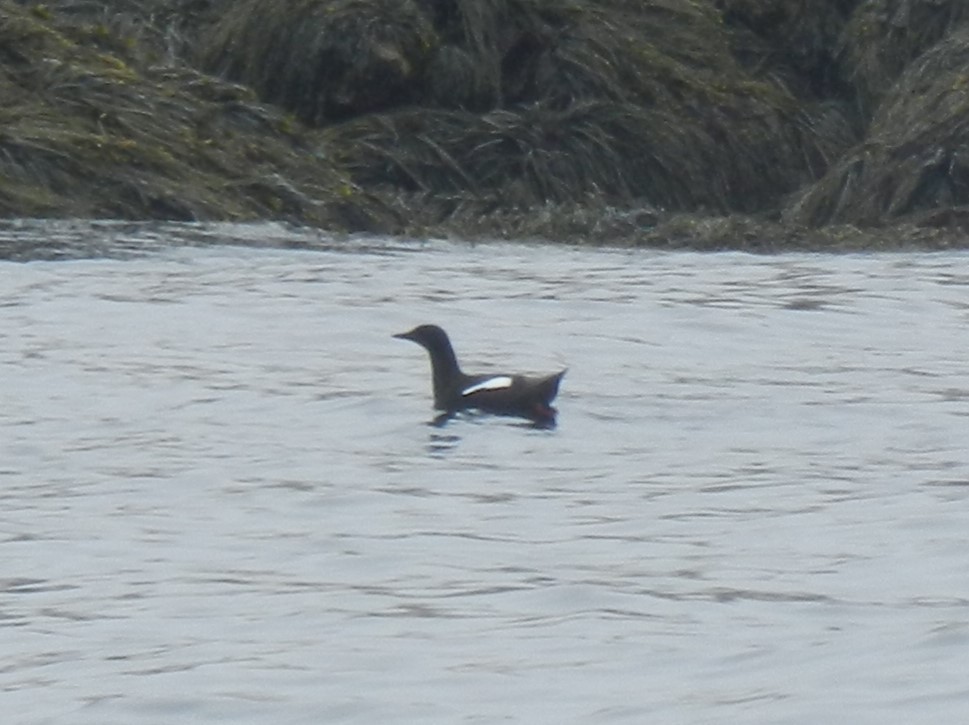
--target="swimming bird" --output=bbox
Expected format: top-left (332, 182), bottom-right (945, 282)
top-left (394, 324), bottom-right (565, 426)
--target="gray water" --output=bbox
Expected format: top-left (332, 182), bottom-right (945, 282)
top-left (2, 223), bottom-right (968, 724)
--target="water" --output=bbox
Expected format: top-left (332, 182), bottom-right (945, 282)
top-left (2, 223), bottom-right (968, 723)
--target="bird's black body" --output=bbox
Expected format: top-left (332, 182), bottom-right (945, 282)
top-left (394, 324), bottom-right (565, 426)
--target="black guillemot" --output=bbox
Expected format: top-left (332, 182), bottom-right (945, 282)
top-left (394, 324), bottom-right (565, 426)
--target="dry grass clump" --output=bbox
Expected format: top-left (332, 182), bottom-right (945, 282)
top-left (198, 0), bottom-right (821, 215)
top-left (718, 0), bottom-right (855, 96)
top-left (16, 0), bottom-right (218, 66)
top-left (840, 0), bottom-right (969, 116)
top-left (329, 87), bottom-right (828, 214)
top-left (202, 0), bottom-right (437, 124)
top-left (0, 2), bottom-right (395, 230)
top-left (786, 29), bottom-right (969, 228)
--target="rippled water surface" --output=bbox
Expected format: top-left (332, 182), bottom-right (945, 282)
top-left (2, 222), bottom-right (968, 723)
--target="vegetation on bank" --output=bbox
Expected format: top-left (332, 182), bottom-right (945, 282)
top-left (1, 0), bottom-right (969, 249)
top-left (0, 1), bottom-right (399, 231)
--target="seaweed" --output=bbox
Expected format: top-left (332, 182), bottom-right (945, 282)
top-left (787, 28), bottom-right (969, 229)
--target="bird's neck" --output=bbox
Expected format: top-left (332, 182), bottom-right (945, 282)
top-left (427, 343), bottom-right (461, 402)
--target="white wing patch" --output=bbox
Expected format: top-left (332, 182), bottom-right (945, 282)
top-left (461, 376), bottom-right (513, 396)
